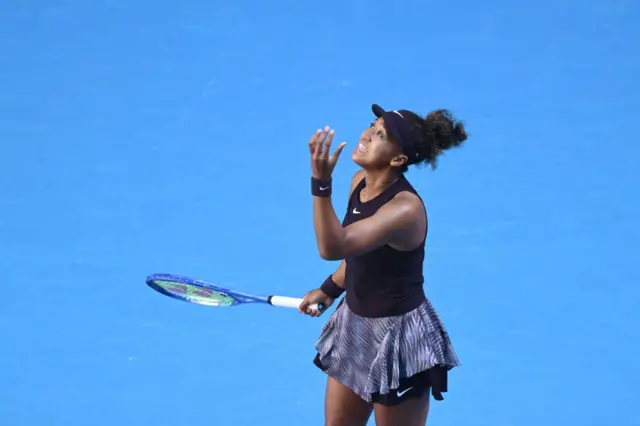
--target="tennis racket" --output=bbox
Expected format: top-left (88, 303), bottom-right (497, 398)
top-left (145, 273), bottom-right (325, 312)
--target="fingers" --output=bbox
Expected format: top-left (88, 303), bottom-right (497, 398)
top-left (309, 129), bottom-right (322, 155)
top-left (308, 307), bottom-right (322, 317)
top-left (300, 302), bottom-right (321, 317)
top-left (314, 126), bottom-right (330, 156)
top-left (332, 141), bottom-right (348, 162)
top-left (323, 128), bottom-right (335, 157)
top-left (309, 126), bottom-right (333, 153)
top-left (309, 126), bottom-right (345, 180)
top-left (310, 126), bottom-right (343, 157)
top-left (305, 304), bottom-right (324, 317)
top-left (298, 295), bottom-right (310, 313)
top-left (298, 297), bottom-right (328, 317)
top-left (308, 129), bottom-right (321, 154)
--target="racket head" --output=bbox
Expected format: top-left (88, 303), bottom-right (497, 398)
top-left (145, 273), bottom-right (263, 307)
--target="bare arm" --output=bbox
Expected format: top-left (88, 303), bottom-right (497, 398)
top-left (314, 195), bottom-right (423, 260)
top-left (318, 170), bottom-right (363, 289)
top-left (312, 170), bottom-right (365, 260)
top-left (330, 259), bottom-right (346, 289)
top-left (313, 171), bottom-right (424, 261)
top-left (299, 172), bottom-right (362, 315)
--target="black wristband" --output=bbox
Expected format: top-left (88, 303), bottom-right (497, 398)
top-left (320, 274), bottom-right (345, 299)
top-left (311, 177), bottom-right (332, 197)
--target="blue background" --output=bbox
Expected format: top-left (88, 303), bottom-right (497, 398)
top-left (1, 0), bottom-right (638, 424)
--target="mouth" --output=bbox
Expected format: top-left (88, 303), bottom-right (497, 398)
top-left (358, 143), bottom-right (369, 153)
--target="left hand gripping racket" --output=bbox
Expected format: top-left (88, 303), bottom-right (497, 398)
top-left (146, 273), bottom-right (325, 312)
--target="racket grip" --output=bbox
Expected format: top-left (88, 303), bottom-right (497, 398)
top-left (268, 295), bottom-right (325, 312)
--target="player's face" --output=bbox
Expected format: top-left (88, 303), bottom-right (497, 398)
top-left (351, 117), bottom-right (405, 169)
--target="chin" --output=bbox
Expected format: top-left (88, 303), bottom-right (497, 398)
top-left (351, 150), bottom-right (368, 167)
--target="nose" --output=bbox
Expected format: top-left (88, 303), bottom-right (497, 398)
top-left (361, 128), bottom-right (373, 140)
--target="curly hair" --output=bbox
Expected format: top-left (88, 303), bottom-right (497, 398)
top-left (400, 109), bottom-right (468, 172)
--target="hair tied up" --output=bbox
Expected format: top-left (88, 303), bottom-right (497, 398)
top-left (453, 122), bottom-right (468, 143)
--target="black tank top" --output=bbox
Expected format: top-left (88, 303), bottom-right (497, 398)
top-left (342, 174), bottom-right (427, 318)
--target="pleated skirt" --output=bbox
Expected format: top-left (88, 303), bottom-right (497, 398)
top-left (313, 297), bottom-right (460, 402)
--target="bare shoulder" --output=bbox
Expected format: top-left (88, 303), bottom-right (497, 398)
top-left (384, 191), bottom-right (424, 220)
top-left (380, 191), bottom-right (426, 249)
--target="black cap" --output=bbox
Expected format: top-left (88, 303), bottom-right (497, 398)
top-left (372, 104), bottom-right (421, 165)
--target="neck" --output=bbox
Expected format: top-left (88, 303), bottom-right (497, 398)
top-left (362, 168), bottom-right (401, 200)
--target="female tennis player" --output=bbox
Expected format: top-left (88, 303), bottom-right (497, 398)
top-left (298, 104), bottom-right (467, 426)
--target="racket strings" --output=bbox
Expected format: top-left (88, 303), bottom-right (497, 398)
top-left (153, 280), bottom-right (235, 306)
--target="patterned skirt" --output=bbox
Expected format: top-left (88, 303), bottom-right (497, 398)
top-left (312, 297), bottom-right (461, 402)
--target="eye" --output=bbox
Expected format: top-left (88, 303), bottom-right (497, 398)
top-left (370, 122), bottom-right (385, 139)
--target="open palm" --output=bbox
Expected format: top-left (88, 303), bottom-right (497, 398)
top-left (309, 126), bottom-right (347, 180)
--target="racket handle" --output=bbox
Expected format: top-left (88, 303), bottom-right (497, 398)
top-left (268, 295), bottom-right (325, 312)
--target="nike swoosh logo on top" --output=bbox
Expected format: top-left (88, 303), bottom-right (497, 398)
top-left (397, 387), bottom-right (413, 397)
top-left (353, 208), bottom-right (360, 214)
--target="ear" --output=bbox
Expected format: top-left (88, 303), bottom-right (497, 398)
top-left (390, 154), bottom-right (408, 168)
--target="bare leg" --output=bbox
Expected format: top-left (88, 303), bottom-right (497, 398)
top-left (373, 392), bottom-right (430, 426)
top-left (324, 376), bottom-right (373, 426)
